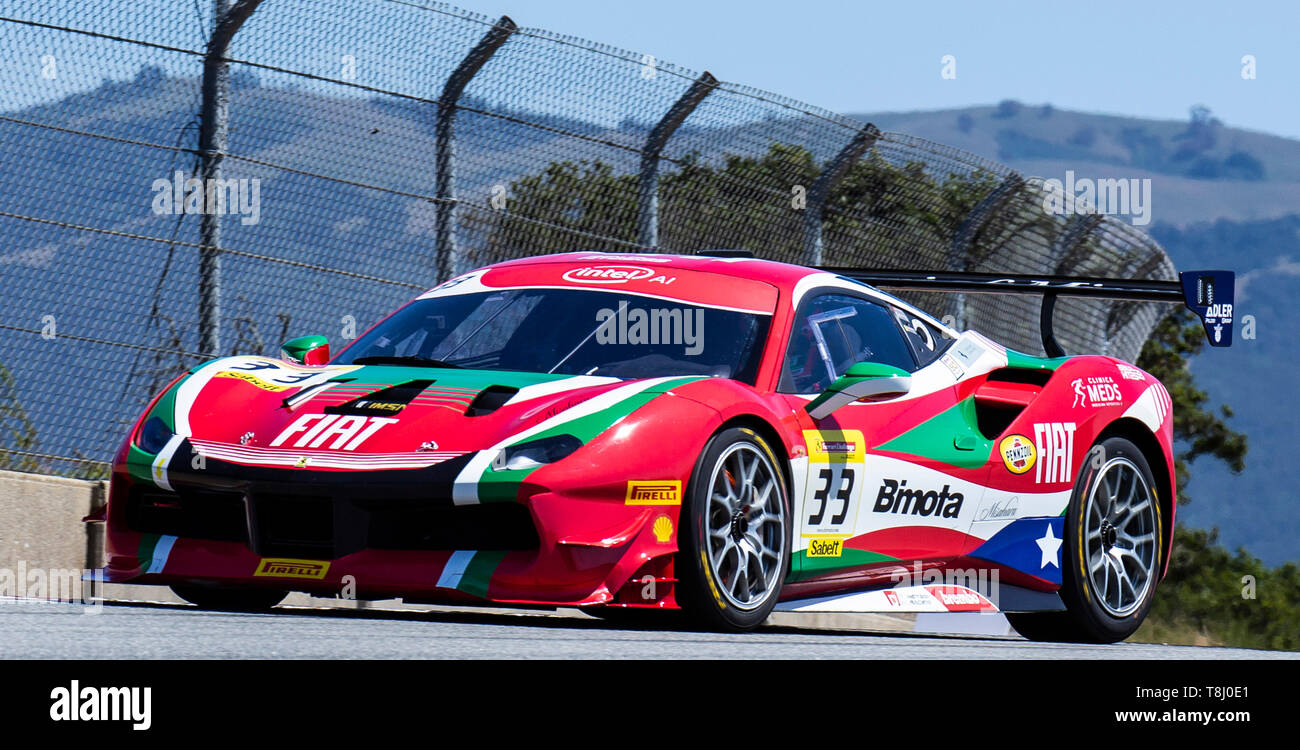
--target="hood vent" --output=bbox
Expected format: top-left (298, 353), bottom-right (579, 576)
top-left (465, 385), bottom-right (519, 417)
top-left (324, 379), bottom-right (433, 416)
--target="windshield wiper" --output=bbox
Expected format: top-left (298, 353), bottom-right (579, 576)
top-left (352, 355), bottom-right (463, 369)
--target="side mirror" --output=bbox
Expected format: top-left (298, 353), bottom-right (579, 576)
top-left (280, 335), bottom-right (330, 366)
top-left (805, 362), bottom-right (911, 419)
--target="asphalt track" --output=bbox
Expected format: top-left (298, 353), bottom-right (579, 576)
top-left (1, 600), bottom-right (1294, 659)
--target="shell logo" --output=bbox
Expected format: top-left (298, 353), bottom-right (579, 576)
top-left (561, 265), bottom-right (656, 284)
top-left (652, 515), bottom-right (674, 543)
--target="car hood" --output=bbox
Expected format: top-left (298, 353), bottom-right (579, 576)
top-left (152, 356), bottom-right (690, 462)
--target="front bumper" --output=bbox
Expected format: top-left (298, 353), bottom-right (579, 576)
top-left (102, 446), bottom-right (680, 607)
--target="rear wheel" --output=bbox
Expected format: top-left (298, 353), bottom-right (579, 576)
top-left (677, 426), bottom-right (791, 631)
top-left (1008, 436), bottom-right (1163, 643)
top-left (171, 584), bottom-right (288, 613)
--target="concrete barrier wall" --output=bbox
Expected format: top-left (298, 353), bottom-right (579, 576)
top-left (0, 469), bottom-right (103, 575)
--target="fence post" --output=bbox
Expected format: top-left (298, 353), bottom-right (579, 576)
top-left (945, 172), bottom-right (1024, 330)
top-left (197, 0), bottom-right (262, 357)
top-left (802, 123), bottom-right (879, 266)
top-left (637, 72), bottom-right (716, 248)
top-left (435, 15), bottom-right (516, 281)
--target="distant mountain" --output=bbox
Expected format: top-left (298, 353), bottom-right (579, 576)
top-left (848, 102), bottom-right (1300, 228)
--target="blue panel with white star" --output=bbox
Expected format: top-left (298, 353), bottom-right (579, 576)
top-left (969, 517), bottom-right (1065, 585)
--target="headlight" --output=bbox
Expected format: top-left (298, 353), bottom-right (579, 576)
top-left (135, 416), bottom-right (173, 454)
top-left (493, 435), bottom-right (581, 471)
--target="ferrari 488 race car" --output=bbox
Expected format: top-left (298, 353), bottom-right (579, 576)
top-left (94, 251), bottom-right (1235, 642)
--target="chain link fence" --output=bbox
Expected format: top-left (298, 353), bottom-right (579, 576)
top-left (0, 0), bottom-right (1174, 477)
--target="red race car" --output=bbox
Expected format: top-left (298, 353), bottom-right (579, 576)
top-left (95, 251), bottom-right (1234, 641)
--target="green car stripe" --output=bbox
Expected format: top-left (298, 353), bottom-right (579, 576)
top-left (457, 550), bottom-right (508, 599)
top-left (875, 397), bottom-right (993, 469)
top-left (790, 547), bottom-right (899, 582)
top-left (475, 377), bottom-right (702, 503)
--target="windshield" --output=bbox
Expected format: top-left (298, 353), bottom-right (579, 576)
top-left (334, 289), bottom-right (772, 383)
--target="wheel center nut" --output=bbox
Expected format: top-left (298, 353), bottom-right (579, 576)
top-left (731, 510), bottom-right (748, 539)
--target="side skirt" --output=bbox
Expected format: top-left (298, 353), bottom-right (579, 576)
top-left (774, 583), bottom-right (1064, 614)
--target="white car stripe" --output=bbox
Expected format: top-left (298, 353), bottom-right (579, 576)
top-left (437, 550), bottom-right (476, 589)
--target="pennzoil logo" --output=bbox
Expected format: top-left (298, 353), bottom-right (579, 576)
top-left (254, 558), bottom-right (330, 579)
top-left (215, 370), bottom-right (290, 392)
top-left (626, 481), bottom-right (682, 506)
top-left (999, 434), bottom-right (1037, 475)
top-left (807, 537), bottom-right (843, 558)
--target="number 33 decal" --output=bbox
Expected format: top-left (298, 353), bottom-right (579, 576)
top-left (801, 430), bottom-right (866, 538)
top-left (808, 467), bottom-right (854, 526)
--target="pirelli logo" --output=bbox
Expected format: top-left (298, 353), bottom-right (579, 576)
top-left (253, 558), bottom-right (331, 580)
top-left (625, 480), bottom-right (682, 506)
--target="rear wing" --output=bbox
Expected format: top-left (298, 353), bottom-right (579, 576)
top-left (819, 268), bottom-right (1235, 357)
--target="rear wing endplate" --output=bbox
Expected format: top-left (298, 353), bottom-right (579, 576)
top-left (819, 267), bottom-right (1235, 357)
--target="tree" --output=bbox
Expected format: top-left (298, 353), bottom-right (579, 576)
top-left (0, 361), bottom-right (40, 473)
top-left (1130, 310), bottom-right (1284, 649)
top-left (1136, 308), bottom-right (1247, 502)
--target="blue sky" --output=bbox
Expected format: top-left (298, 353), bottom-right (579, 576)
top-left (446, 0), bottom-right (1300, 138)
top-left (5, 0), bottom-right (1297, 138)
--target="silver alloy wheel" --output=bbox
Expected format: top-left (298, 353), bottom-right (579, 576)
top-left (704, 442), bottom-right (786, 611)
top-left (1084, 456), bottom-right (1158, 617)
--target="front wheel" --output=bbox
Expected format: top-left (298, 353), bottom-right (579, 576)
top-left (676, 426), bottom-right (791, 631)
top-left (1008, 436), bottom-right (1163, 643)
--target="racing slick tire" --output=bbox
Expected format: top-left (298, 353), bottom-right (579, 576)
top-left (1007, 436), bottom-right (1164, 644)
top-left (677, 426), bottom-right (792, 632)
top-left (171, 584), bottom-right (289, 613)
